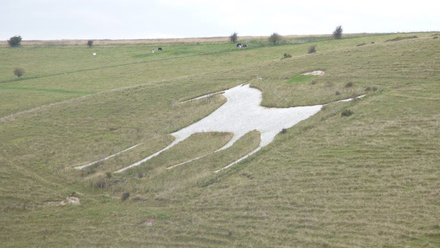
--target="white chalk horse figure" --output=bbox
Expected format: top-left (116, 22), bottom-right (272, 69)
top-left (76, 84), bottom-right (362, 173)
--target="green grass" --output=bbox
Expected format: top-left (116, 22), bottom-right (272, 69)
top-left (286, 75), bottom-right (314, 84)
top-left (1, 32), bottom-right (440, 247)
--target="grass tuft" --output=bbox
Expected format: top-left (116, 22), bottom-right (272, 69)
top-left (121, 192), bottom-right (130, 201)
top-left (341, 109), bottom-right (354, 117)
top-left (344, 82), bottom-right (354, 88)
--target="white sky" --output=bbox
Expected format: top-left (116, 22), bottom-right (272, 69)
top-left (1, 0), bottom-right (439, 40)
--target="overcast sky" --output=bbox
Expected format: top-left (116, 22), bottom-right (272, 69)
top-left (1, 0), bottom-right (439, 40)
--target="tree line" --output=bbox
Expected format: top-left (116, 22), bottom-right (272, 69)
top-left (229, 25), bottom-right (343, 45)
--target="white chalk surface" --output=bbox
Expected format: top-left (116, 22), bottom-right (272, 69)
top-left (115, 84), bottom-right (323, 173)
top-left (77, 83), bottom-right (363, 173)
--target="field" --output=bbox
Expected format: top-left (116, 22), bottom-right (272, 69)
top-left (1, 32), bottom-right (439, 247)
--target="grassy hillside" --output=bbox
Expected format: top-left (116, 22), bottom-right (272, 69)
top-left (1, 32), bottom-right (439, 247)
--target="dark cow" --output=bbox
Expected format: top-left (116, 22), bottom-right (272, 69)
top-left (158, 47), bottom-right (163, 51)
top-left (236, 43), bottom-right (242, 48)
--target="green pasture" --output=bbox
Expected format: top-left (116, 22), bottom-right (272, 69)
top-left (1, 32), bottom-right (439, 247)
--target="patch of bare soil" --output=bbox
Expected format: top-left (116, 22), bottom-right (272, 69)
top-left (138, 218), bottom-right (157, 226)
top-left (45, 196), bottom-right (80, 206)
top-left (301, 70), bottom-right (325, 76)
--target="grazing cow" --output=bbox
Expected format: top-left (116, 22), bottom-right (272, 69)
top-left (242, 44), bottom-right (248, 48)
top-left (151, 48), bottom-right (155, 53)
top-left (237, 43), bottom-right (242, 48)
top-left (158, 47), bottom-right (162, 51)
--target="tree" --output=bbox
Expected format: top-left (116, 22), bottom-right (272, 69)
top-left (229, 32), bottom-right (238, 43)
top-left (87, 40), bottom-right (94, 47)
top-left (268, 33), bottom-right (282, 45)
top-left (333, 25), bottom-right (343, 39)
top-left (8, 36), bottom-right (22, 47)
top-left (13, 68), bottom-right (24, 78)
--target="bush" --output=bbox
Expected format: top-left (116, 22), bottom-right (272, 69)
top-left (229, 32), bottom-right (238, 43)
top-left (269, 33), bottom-right (282, 45)
top-left (283, 53), bottom-right (292, 59)
top-left (13, 68), bottom-right (24, 78)
top-left (121, 192), bottom-right (130, 201)
top-left (8, 36), bottom-right (22, 47)
top-left (308, 45), bottom-right (316, 54)
top-left (95, 179), bottom-right (106, 189)
top-left (333, 26), bottom-right (343, 39)
top-left (345, 82), bottom-right (354, 88)
top-left (87, 40), bottom-right (94, 47)
top-left (341, 109), bottom-right (353, 117)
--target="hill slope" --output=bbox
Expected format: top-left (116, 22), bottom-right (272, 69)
top-left (1, 33), bottom-right (439, 247)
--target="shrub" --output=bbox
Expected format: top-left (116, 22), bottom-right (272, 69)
top-left (268, 33), bottom-right (282, 45)
top-left (13, 68), bottom-right (24, 78)
top-left (121, 192), bottom-right (130, 201)
top-left (333, 26), bottom-right (343, 39)
top-left (8, 36), bottom-right (22, 47)
top-left (87, 40), bottom-right (94, 47)
top-left (229, 32), bottom-right (238, 43)
top-left (341, 109), bottom-right (353, 117)
top-left (95, 179), bottom-right (106, 189)
top-left (345, 82), bottom-right (354, 88)
top-left (308, 45), bottom-right (316, 54)
top-left (283, 53), bottom-right (292, 59)
top-left (365, 86), bottom-right (379, 92)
